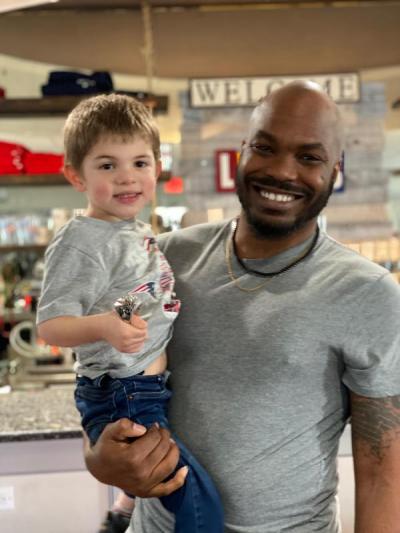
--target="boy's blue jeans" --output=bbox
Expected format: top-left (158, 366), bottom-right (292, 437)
top-left (75, 372), bottom-right (224, 533)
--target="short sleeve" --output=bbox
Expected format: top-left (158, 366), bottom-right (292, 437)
top-left (342, 273), bottom-right (400, 397)
top-left (37, 240), bottom-right (109, 324)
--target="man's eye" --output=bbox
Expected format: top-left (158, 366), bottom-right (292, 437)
top-left (249, 143), bottom-right (272, 154)
top-left (300, 154), bottom-right (322, 164)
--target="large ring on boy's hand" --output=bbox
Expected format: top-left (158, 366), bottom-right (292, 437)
top-left (113, 294), bottom-right (141, 322)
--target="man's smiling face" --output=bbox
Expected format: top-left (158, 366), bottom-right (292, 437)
top-left (236, 87), bottom-right (342, 238)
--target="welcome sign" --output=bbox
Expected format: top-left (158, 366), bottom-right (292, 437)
top-left (190, 73), bottom-right (360, 108)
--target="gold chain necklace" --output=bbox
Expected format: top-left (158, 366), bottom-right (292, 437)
top-left (225, 219), bottom-right (319, 292)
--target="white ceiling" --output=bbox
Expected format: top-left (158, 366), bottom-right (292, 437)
top-left (0, 1), bottom-right (400, 78)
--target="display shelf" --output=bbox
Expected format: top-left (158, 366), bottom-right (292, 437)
top-left (0, 174), bottom-right (66, 186)
top-left (0, 244), bottom-right (47, 254)
top-left (0, 170), bottom-right (171, 187)
top-left (0, 93), bottom-right (168, 116)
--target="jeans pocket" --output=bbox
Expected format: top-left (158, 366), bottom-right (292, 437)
top-left (75, 383), bottom-right (117, 437)
top-left (130, 387), bottom-right (172, 428)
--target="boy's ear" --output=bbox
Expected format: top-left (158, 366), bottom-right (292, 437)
top-left (64, 165), bottom-right (86, 192)
top-left (155, 160), bottom-right (162, 180)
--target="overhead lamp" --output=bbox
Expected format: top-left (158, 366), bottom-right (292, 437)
top-left (0, 0), bottom-right (59, 14)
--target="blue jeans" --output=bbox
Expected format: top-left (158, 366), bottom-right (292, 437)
top-left (75, 373), bottom-right (224, 533)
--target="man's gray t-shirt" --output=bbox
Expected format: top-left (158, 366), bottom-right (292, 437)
top-left (132, 220), bottom-right (400, 533)
top-left (37, 216), bottom-right (179, 378)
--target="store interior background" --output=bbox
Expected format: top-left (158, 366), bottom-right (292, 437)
top-left (1, 0), bottom-right (400, 240)
top-left (1, 1), bottom-right (400, 532)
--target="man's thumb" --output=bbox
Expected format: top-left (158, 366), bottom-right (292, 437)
top-left (102, 418), bottom-right (147, 441)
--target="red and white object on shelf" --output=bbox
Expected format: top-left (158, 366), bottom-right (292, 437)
top-left (0, 141), bottom-right (64, 175)
top-left (24, 151), bottom-right (64, 174)
top-left (0, 141), bottom-right (26, 174)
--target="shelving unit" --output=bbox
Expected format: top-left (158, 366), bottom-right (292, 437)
top-left (344, 237), bottom-right (400, 283)
top-left (0, 94), bottom-right (171, 187)
top-left (0, 171), bottom-right (171, 187)
top-left (0, 244), bottom-right (47, 254)
top-left (0, 93), bottom-right (168, 116)
top-left (0, 174), bottom-right (66, 187)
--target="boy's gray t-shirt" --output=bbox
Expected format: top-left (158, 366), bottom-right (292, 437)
top-left (132, 220), bottom-right (400, 533)
top-left (37, 216), bottom-right (179, 378)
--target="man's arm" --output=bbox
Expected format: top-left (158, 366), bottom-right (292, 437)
top-left (83, 419), bottom-right (188, 497)
top-left (351, 391), bottom-right (400, 533)
top-left (38, 312), bottom-right (147, 353)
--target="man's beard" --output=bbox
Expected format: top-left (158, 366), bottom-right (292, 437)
top-left (236, 174), bottom-right (335, 239)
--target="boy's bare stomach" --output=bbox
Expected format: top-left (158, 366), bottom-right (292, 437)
top-left (143, 351), bottom-right (167, 375)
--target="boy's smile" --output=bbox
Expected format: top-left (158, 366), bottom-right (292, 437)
top-left (66, 135), bottom-right (161, 222)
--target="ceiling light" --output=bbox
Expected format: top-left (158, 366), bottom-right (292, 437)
top-left (0, 0), bottom-right (59, 14)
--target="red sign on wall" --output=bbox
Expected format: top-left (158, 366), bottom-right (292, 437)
top-left (215, 150), bottom-right (238, 192)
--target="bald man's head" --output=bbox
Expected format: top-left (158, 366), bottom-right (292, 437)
top-left (236, 80), bottom-right (344, 238)
top-left (252, 81), bottom-right (344, 159)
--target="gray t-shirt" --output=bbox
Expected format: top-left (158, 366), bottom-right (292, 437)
top-left (37, 216), bottom-right (179, 378)
top-left (132, 220), bottom-right (400, 533)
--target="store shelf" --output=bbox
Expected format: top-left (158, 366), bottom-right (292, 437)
top-left (0, 244), bottom-right (47, 254)
top-left (0, 171), bottom-right (171, 187)
top-left (0, 174), bottom-right (67, 187)
top-left (0, 93), bottom-right (168, 116)
top-left (0, 309), bottom-right (36, 322)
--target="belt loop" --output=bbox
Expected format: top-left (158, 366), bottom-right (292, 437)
top-left (94, 374), bottom-right (107, 387)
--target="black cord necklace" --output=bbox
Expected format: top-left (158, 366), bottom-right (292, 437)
top-left (231, 219), bottom-right (320, 278)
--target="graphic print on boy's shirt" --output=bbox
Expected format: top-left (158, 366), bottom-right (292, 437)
top-left (128, 235), bottom-right (181, 319)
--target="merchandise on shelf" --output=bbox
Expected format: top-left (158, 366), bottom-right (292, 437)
top-left (24, 152), bottom-right (64, 175)
top-left (0, 141), bottom-right (26, 175)
top-left (344, 236), bottom-right (400, 283)
top-left (41, 70), bottom-right (113, 96)
top-left (0, 141), bottom-right (63, 176)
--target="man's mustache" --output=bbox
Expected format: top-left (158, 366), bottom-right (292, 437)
top-left (244, 175), bottom-right (312, 197)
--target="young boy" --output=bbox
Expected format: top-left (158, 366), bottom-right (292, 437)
top-left (37, 94), bottom-right (223, 533)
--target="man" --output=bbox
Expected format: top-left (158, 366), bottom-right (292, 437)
top-left (85, 81), bottom-right (400, 532)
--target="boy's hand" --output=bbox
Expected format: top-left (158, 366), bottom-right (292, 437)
top-left (101, 311), bottom-right (148, 353)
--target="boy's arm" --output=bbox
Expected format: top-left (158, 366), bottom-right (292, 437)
top-left (38, 312), bottom-right (147, 353)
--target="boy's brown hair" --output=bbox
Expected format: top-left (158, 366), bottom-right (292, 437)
top-left (63, 93), bottom-right (160, 170)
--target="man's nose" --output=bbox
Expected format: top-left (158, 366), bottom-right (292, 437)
top-left (266, 154), bottom-right (297, 181)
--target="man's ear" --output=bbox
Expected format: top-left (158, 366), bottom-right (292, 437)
top-left (332, 162), bottom-right (340, 184)
top-left (64, 165), bottom-right (86, 192)
top-left (332, 151), bottom-right (345, 183)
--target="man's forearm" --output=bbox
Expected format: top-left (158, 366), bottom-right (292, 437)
top-left (355, 481), bottom-right (400, 533)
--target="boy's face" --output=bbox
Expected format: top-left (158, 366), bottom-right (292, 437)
top-left (66, 135), bottom-right (161, 222)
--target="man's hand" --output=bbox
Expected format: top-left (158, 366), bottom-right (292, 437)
top-left (100, 312), bottom-right (148, 353)
top-left (83, 418), bottom-right (188, 497)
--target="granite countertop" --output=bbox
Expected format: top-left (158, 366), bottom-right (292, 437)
top-left (0, 386), bottom-right (82, 442)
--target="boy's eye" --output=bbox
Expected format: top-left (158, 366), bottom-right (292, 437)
top-left (100, 162), bottom-right (114, 170)
top-left (135, 160), bottom-right (148, 168)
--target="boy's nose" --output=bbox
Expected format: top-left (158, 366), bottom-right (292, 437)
top-left (116, 169), bottom-right (137, 184)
